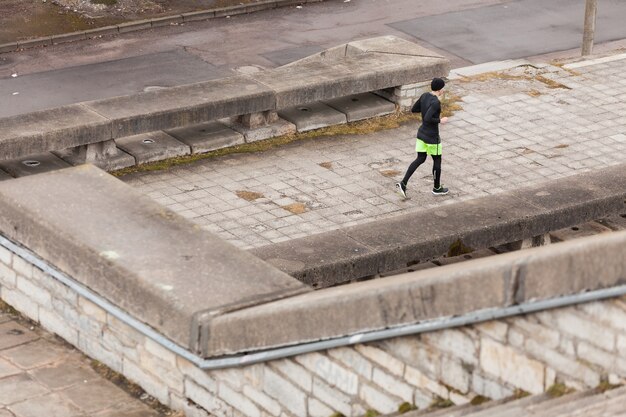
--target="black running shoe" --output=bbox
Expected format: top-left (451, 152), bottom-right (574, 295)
top-left (395, 182), bottom-right (407, 198)
top-left (432, 186), bottom-right (449, 195)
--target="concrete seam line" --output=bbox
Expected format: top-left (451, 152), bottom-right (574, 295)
top-left (2, 232), bottom-right (626, 370)
top-left (0, 0), bottom-right (325, 55)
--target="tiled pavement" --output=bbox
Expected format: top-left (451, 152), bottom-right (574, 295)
top-left (123, 56), bottom-right (626, 250)
top-left (0, 310), bottom-right (164, 417)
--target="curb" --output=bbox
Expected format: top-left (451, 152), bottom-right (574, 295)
top-left (0, 0), bottom-right (324, 55)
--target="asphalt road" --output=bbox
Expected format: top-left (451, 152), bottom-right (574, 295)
top-left (1, 0), bottom-right (625, 118)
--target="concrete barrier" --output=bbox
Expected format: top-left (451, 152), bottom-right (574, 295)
top-left (252, 162), bottom-right (626, 288)
top-left (0, 36), bottom-right (449, 171)
top-left (0, 165), bottom-right (308, 351)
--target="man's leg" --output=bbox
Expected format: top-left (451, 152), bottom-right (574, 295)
top-left (431, 155), bottom-right (448, 195)
top-left (396, 152), bottom-right (427, 198)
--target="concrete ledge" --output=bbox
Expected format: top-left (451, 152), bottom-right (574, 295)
top-left (85, 76), bottom-right (275, 138)
top-left (0, 36), bottom-right (447, 163)
top-left (0, 165), bottom-right (309, 350)
top-left (0, 153), bottom-right (70, 177)
top-left (0, 104), bottom-right (112, 161)
top-left (208, 230), bottom-right (626, 355)
top-left (251, 163), bottom-right (626, 287)
top-left (150, 15), bottom-right (184, 27)
top-left (51, 32), bottom-right (87, 45)
top-left (0, 42), bottom-right (17, 53)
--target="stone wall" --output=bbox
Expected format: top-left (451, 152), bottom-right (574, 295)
top-left (1, 240), bottom-right (626, 417)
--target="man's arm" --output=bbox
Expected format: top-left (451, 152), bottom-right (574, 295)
top-left (410, 97), bottom-right (421, 113)
top-left (422, 100), bottom-right (441, 123)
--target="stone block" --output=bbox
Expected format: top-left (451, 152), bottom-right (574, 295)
top-left (230, 118), bottom-right (296, 143)
top-left (219, 384), bottom-right (261, 417)
top-left (0, 358), bottom-right (20, 379)
top-left (328, 347), bottom-right (373, 380)
top-left (151, 15), bottom-right (184, 27)
top-left (53, 140), bottom-right (135, 171)
top-left (323, 93), bottom-right (395, 122)
top-left (270, 359), bottom-right (313, 392)
top-left (359, 383), bottom-right (401, 414)
top-left (1, 288), bottom-right (39, 323)
top-left (185, 379), bottom-right (230, 414)
top-left (440, 357), bottom-right (470, 394)
top-left (0, 104), bottom-right (112, 160)
top-left (116, 131), bottom-right (190, 164)
top-left (553, 312), bottom-right (615, 352)
top-left (308, 398), bottom-right (333, 417)
top-left (372, 368), bottom-right (414, 402)
top-left (263, 368), bottom-right (307, 416)
top-left (278, 102), bottom-right (347, 132)
top-left (422, 330), bottom-right (478, 367)
top-left (0, 42), bottom-right (18, 53)
top-left (165, 121), bottom-right (245, 154)
top-left (355, 345), bottom-right (404, 377)
top-left (86, 75), bottom-right (274, 138)
top-left (311, 378), bottom-right (351, 416)
top-left (0, 263), bottom-right (16, 287)
top-left (84, 26), bottom-right (119, 38)
top-left (39, 310), bottom-right (78, 347)
top-left (51, 32), bottom-right (87, 45)
top-left (12, 256), bottom-right (33, 279)
top-left (479, 338), bottom-right (544, 394)
top-left (0, 153), bottom-right (70, 177)
top-left (181, 10), bottom-right (216, 22)
top-left (16, 276), bottom-right (51, 308)
top-left (242, 385), bottom-right (282, 416)
top-left (117, 20), bottom-right (152, 33)
top-left (295, 352), bottom-right (358, 395)
top-left (404, 366), bottom-right (448, 399)
top-left (525, 339), bottom-right (600, 387)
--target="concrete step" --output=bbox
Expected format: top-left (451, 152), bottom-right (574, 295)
top-left (532, 387), bottom-right (626, 417)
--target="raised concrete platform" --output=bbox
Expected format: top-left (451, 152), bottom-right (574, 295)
top-left (0, 36), bottom-right (448, 163)
top-left (116, 132), bottom-right (191, 164)
top-left (278, 102), bottom-right (347, 132)
top-left (164, 121), bottom-right (245, 154)
top-left (323, 93), bottom-right (396, 122)
top-left (0, 165), bottom-right (308, 350)
top-left (251, 163), bottom-right (626, 288)
top-left (0, 153), bottom-right (70, 178)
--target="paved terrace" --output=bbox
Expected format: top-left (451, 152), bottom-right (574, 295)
top-left (121, 54), bottom-right (626, 250)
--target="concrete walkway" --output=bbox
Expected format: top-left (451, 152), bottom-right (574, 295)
top-left (122, 54), bottom-right (626, 251)
top-left (0, 310), bottom-right (165, 417)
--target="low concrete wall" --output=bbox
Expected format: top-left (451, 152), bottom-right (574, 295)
top-left (0, 165), bottom-right (308, 351)
top-left (0, 36), bottom-right (448, 162)
top-left (252, 162), bottom-right (626, 288)
top-left (1, 231), bottom-right (625, 416)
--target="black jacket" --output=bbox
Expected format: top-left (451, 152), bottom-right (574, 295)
top-left (411, 92), bottom-right (441, 144)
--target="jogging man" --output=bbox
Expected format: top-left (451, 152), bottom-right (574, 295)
top-left (396, 77), bottom-right (449, 198)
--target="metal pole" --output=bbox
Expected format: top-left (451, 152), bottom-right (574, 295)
top-left (582, 0), bottom-right (598, 56)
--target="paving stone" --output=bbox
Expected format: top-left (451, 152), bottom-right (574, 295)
top-left (0, 153), bottom-right (70, 178)
top-left (278, 101), bottom-right (347, 132)
top-left (323, 93), bottom-right (396, 122)
top-left (0, 357), bottom-right (20, 379)
top-left (1, 339), bottom-right (67, 369)
top-left (0, 374), bottom-right (49, 406)
top-left (165, 121), bottom-right (245, 154)
top-left (10, 392), bottom-right (83, 417)
top-left (30, 359), bottom-right (99, 390)
top-left (63, 379), bottom-right (144, 414)
top-left (0, 322), bottom-right (38, 351)
top-left (116, 131), bottom-right (191, 165)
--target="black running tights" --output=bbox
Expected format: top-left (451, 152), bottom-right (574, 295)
top-left (401, 152), bottom-right (442, 189)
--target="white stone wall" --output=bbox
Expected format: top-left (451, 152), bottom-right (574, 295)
top-left (1, 244), bottom-right (626, 417)
top-left (377, 82), bottom-right (431, 110)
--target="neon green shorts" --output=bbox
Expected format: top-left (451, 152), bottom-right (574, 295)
top-left (415, 138), bottom-right (442, 156)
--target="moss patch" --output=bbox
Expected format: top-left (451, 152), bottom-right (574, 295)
top-left (282, 202), bottom-right (307, 214)
top-left (379, 169), bottom-right (401, 178)
top-left (430, 396), bottom-right (454, 409)
top-left (470, 395), bottom-right (490, 406)
top-left (547, 382), bottom-right (575, 397)
top-left (364, 410), bottom-right (380, 417)
top-left (235, 190), bottom-right (264, 201)
top-left (0, 299), bottom-right (19, 315)
top-left (448, 239), bottom-right (473, 257)
top-left (513, 388), bottom-right (531, 399)
top-left (597, 380), bottom-right (622, 393)
top-left (398, 402), bottom-right (418, 413)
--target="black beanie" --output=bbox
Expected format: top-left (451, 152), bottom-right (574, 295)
top-left (431, 77), bottom-right (445, 91)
